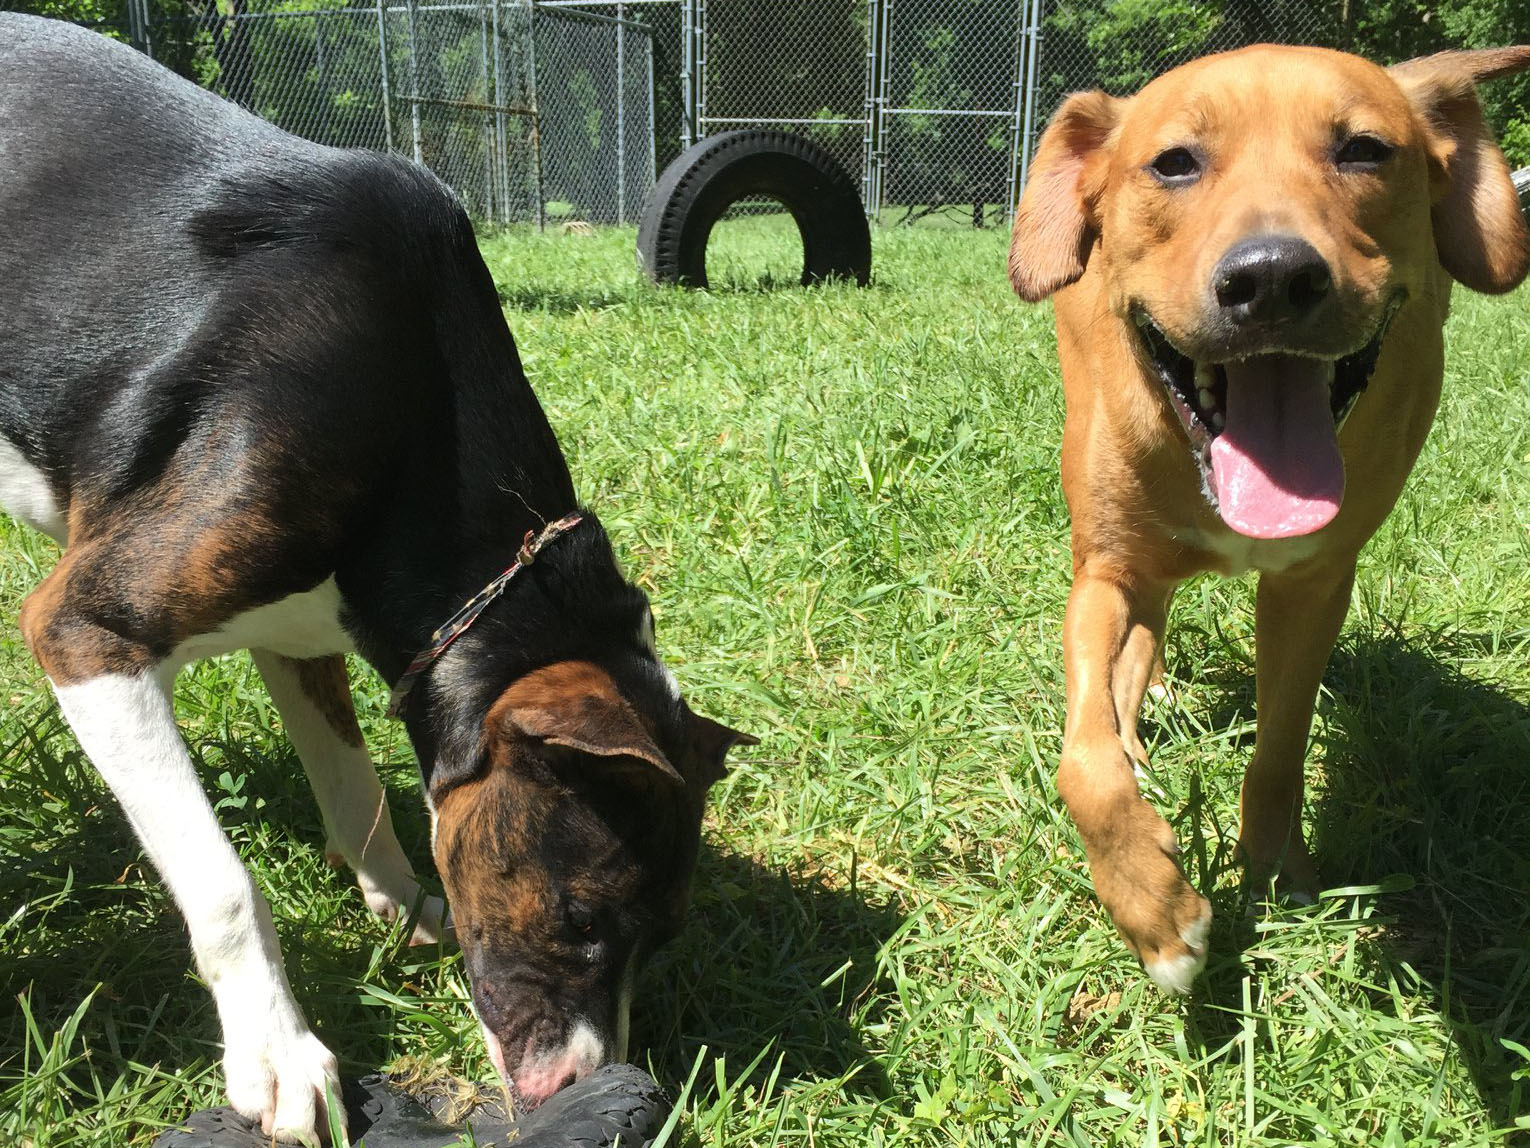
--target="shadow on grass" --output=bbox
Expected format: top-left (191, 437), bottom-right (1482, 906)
top-left (639, 843), bottom-right (901, 1104)
top-left (0, 721), bottom-right (901, 1133)
top-left (495, 284), bottom-right (639, 314)
top-left (1181, 629), bottom-right (1530, 1124)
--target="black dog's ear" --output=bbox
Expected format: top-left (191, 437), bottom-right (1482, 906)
top-left (1389, 47), bottom-right (1530, 294)
top-left (684, 709), bottom-right (759, 789)
top-left (498, 660), bottom-right (685, 786)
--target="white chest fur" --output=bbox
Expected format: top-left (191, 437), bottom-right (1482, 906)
top-left (170, 578), bottom-right (354, 668)
top-left (0, 433), bottom-right (67, 542)
top-left (1177, 526), bottom-right (1328, 577)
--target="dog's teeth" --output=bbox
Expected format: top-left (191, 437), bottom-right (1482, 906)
top-left (1197, 387), bottom-right (1215, 410)
top-left (1210, 411), bottom-right (1226, 431)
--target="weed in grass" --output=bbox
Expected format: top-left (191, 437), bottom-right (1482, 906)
top-left (0, 218), bottom-right (1526, 1145)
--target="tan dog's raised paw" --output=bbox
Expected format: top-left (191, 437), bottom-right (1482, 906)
top-left (1084, 797), bottom-right (1211, 995)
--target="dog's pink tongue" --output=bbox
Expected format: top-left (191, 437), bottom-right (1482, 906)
top-left (1209, 355), bottom-right (1344, 539)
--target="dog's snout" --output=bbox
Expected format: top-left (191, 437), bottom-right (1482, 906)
top-left (1213, 236), bottom-right (1332, 324)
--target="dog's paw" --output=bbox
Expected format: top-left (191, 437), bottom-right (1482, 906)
top-left (1088, 800), bottom-right (1212, 995)
top-left (326, 832), bottom-right (447, 946)
top-left (1240, 828), bottom-right (1319, 906)
top-left (1140, 898), bottom-right (1212, 994)
top-left (224, 1025), bottom-right (344, 1144)
top-left (355, 869), bottom-right (447, 947)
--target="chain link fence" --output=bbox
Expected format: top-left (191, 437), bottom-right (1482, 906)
top-left (61, 0), bottom-right (656, 225)
top-left (27, 1), bottom-right (1520, 229)
top-left (694, 0), bottom-right (1335, 228)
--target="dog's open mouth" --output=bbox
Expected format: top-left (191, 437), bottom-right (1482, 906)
top-left (1132, 302), bottom-right (1399, 540)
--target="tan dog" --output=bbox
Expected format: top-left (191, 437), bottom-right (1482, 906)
top-left (1009, 44), bottom-right (1530, 992)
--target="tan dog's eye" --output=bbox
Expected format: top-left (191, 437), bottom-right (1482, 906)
top-left (1148, 147), bottom-right (1202, 184)
top-left (1335, 134), bottom-right (1394, 170)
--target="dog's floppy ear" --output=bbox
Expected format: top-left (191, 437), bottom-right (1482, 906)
top-left (1009, 89), bottom-right (1125, 302)
top-left (683, 708), bottom-right (759, 789)
top-left (1389, 47), bottom-right (1530, 294)
top-left (501, 661), bottom-right (684, 785)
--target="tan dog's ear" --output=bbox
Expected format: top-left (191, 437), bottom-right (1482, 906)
top-left (504, 663), bottom-right (684, 785)
top-left (1009, 90), bottom-right (1125, 302)
top-left (1389, 47), bottom-right (1530, 294)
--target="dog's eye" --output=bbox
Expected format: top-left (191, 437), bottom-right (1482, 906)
top-left (1148, 148), bottom-right (1201, 184)
top-left (1336, 134), bottom-right (1393, 170)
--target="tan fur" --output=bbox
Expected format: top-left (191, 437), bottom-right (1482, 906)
top-left (1010, 44), bottom-right (1530, 984)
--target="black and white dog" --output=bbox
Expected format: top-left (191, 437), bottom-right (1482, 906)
top-left (0, 15), bottom-right (750, 1141)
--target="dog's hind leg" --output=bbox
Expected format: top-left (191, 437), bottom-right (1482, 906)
top-left (1239, 561), bottom-right (1356, 900)
top-left (253, 651), bottom-right (446, 946)
top-left (21, 561), bottom-right (343, 1143)
top-left (1058, 567), bottom-right (1212, 994)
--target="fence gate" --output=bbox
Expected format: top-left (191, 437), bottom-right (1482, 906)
top-left (693, 0), bottom-right (872, 196)
top-left (688, 0), bottom-right (1040, 226)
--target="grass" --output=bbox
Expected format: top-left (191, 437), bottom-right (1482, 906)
top-left (2, 213), bottom-right (1529, 1146)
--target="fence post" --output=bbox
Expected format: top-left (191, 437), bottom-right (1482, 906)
top-left (646, 22), bottom-right (656, 193)
top-left (404, 0), bottom-right (424, 165)
top-left (315, 14), bottom-right (330, 145)
top-left (679, 0), bottom-right (697, 149)
top-left (616, 2), bottom-right (627, 224)
top-left (1016, 0), bottom-right (1043, 205)
top-left (376, 0), bottom-right (396, 152)
top-left (695, 0), bottom-right (707, 140)
top-left (125, 0), bottom-right (145, 53)
top-left (479, 0), bottom-right (495, 221)
top-left (525, 0), bottom-right (544, 230)
top-left (130, 0), bottom-right (155, 57)
top-left (1005, 0), bottom-right (1028, 220)
top-left (860, 0), bottom-right (889, 220)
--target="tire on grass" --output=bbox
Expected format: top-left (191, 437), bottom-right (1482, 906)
top-left (637, 130), bottom-right (872, 289)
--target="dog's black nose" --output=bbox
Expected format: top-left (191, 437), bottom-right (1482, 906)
top-left (1213, 236), bottom-right (1332, 324)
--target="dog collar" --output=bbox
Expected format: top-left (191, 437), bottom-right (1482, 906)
top-left (386, 512), bottom-right (584, 719)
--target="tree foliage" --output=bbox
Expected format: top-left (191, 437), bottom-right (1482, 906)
top-left (1043, 0), bottom-right (1530, 164)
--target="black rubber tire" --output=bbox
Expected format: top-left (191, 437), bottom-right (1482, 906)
top-left (149, 1065), bottom-right (668, 1148)
top-left (1514, 166), bottom-right (1530, 218)
top-left (637, 129), bottom-right (872, 289)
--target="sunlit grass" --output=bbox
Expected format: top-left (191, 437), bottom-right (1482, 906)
top-left (2, 218), bottom-right (1528, 1145)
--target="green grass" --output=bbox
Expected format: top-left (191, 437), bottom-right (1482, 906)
top-left (3, 214), bottom-right (1530, 1146)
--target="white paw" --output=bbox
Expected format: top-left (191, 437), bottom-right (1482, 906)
top-left (224, 1024), bottom-right (343, 1144)
top-left (1143, 904), bottom-right (1212, 996)
top-left (325, 831), bottom-right (446, 946)
top-left (355, 870), bottom-right (446, 947)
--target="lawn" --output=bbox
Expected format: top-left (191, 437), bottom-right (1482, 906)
top-left (2, 216), bottom-right (1529, 1146)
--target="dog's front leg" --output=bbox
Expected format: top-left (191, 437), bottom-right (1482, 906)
top-left (1059, 567), bottom-right (1212, 993)
top-left (253, 651), bottom-right (445, 945)
top-left (1240, 561), bottom-right (1357, 898)
top-left (22, 576), bottom-right (343, 1143)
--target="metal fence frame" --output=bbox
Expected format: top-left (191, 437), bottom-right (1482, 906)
top-left (103, 0), bottom-right (656, 226)
top-left (68, 1), bottom-right (1349, 227)
top-left (683, 0), bottom-right (1331, 226)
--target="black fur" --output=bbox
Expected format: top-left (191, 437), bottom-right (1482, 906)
top-left (0, 14), bottom-right (668, 782)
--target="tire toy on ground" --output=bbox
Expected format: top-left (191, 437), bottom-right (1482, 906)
top-left (637, 129), bottom-right (872, 289)
top-left (151, 1063), bottom-right (670, 1148)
